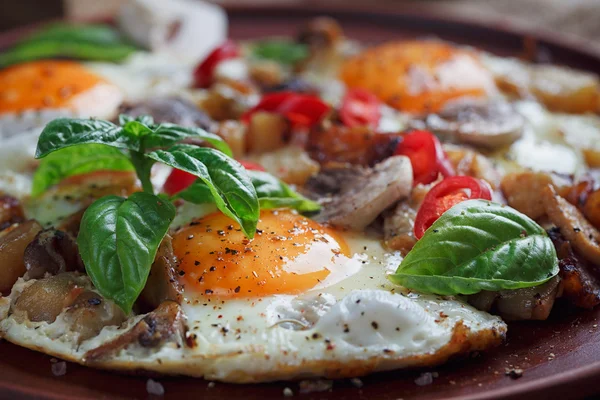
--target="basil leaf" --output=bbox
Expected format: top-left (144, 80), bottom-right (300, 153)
top-left (77, 193), bottom-right (175, 313)
top-left (177, 170), bottom-right (320, 213)
top-left (252, 40), bottom-right (309, 65)
top-left (389, 200), bottom-right (559, 295)
top-left (142, 124), bottom-right (232, 157)
top-left (31, 144), bottom-right (133, 197)
top-left (35, 118), bottom-right (138, 158)
top-left (123, 120), bottom-right (153, 137)
top-left (147, 144), bottom-right (258, 237)
top-left (0, 24), bottom-right (136, 68)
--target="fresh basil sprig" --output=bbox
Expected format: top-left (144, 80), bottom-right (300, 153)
top-left (389, 200), bottom-right (559, 295)
top-left (0, 23), bottom-right (137, 68)
top-left (177, 169), bottom-right (320, 214)
top-left (78, 193), bottom-right (175, 312)
top-left (147, 144), bottom-right (260, 236)
top-left (34, 115), bottom-right (259, 312)
top-left (252, 40), bottom-right (309, 65)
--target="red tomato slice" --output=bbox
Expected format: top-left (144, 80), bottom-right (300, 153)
top-left (242, 92), bottom-right (330, 129)
top-left (163, 161), bottom-right (266, 196)
top-left (413, 176), bottom-right (492, 239)
top-left (239, 160), bottom-right (266, 171)
top-left (394, 130), bottom-right (455, 186)
top-left (339, 88), bottom-right (381, 129)
top-left (193, 40), bottom-right (240, 88)
top-left (163, 168), bottom-right (198, 196)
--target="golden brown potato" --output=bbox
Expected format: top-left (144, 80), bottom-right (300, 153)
top-left (500, 172), bottom-right (571, 220)
top-left (246, 112), bottom-right (289, 154)
top-left (11, 274), bottom-right (82, 323)
top-left (583, 190), bottom-right (600, 230)
top-left (248, 146), bottom-right (320, 186)
top-left (444, 144), bottom-right (501, 190)
top-left (0, 220), bottom-right (43, 295)
top-left (249, 60), bottom-right (285, 88)
top-left (213, 120), bottom-right (246, 158)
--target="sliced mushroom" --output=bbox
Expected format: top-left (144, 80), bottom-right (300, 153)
top-left (543, 185), bottom-right (600, 266)
top-left (119, 97), bottom-right (212, 130)
top-left (0, 220), bottom-right (43, 295)
top-left (0, 194), bottom-right (25, 232)
top-left (24, 229), bottom-right (84, 280)
top-left (85, 301), bottom-right (186, 363)
top-left (138, 236), bottom-right (182, 312)
top-left (63, 290), bottom-right (126, 344)
top-left (309, 156), bottom-right (413, 230)
top-left (501, 172), bottom-right (572, 220)
top-left (11, 274), bottom-right (83, 323)
top-left (413, 102), bottom-right (524, 149)
top-left (468, 276), bottom-right (561, 321)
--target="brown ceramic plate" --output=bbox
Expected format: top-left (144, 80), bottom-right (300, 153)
top-left (1, 4), bottom-right (600, 400)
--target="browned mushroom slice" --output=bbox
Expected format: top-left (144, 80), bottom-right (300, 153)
top-left (310, 156), bottom-right (413, 230)
top-left (24, 229), bottom-right (84, 280)
top-left (297, 17), bottom-right (343, 51)
top-left (63, 290), bottom-right (126, 344)
top-left (0, 220), bottom-right (43, 295)
top-left (444, 144), bottom-right (502, 190)
top-left (543, 185), bottom-right (600, 266)
top-left (501, 172), bottom-right (572, 220)
top-left (0, 194), bottom-right (25, 232)
top-left (119, 97), bottom-right (212, 130)
top-left (11, 274), bottom-right (83, 323)
top-left (138, 236), bottom-right (183, 312)
top-left (415, 102), bottom-right (524, 149)
top-left (84, 301), bottom-right (186, 363)
top-left (307, 125), bottom-right (401, 167)
top-left (549, 228), bottom-right (600, 309)
top-left (468, 276), bottom-right (561, 321)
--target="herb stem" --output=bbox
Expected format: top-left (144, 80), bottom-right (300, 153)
top-left (130, 151), bottom-right (154, 194)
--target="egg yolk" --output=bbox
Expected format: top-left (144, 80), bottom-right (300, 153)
top-left (172, 210), bottom-right (351, 298)
top-left (0, 60), bottom-right (110, 114)
top-left (340, 40), bottom-right (495, 114)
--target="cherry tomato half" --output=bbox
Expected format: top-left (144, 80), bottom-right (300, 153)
top-left (163, 160), bottom-right (266, 196)
top-left (413, 176), bottom-right (492, 239)
top-left (394, 130), bottom-right (455, 186)
top-left (339, 88), bottom-right (381, 129)
top-left (242, 92), bottom-right (330, 129)
top-left (193, 40), bottom-right (240, 88)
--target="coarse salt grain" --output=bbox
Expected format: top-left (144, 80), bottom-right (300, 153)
top-left (146, 379), bottom-right (165, 396)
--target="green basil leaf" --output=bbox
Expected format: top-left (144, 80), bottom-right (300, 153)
top-left (176, 170), bottom-right (320, 213)
top-left (123, 120), bottom-right (153, 137)
top-left (35, 118), bottom-right (139, 158)
top-left (142, 123), bottom-right (232, 157)
top-left (0, 24), bottom-right (136, 68)
top-left (77, 192), bottom-right (175, 313)
top-left (147, 144), bottom-right (258, 237)
top-left (389, 200), bottom-right (559, 295)
top-left (252, 40), bottom-right (309, 65)
top-left (31, 144), bottom-right (133, 197)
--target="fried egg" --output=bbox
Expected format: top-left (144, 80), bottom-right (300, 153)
top-left (0, 60), bottom-right (123, 139)
top-left (0, 207), bottom-right (506, 382)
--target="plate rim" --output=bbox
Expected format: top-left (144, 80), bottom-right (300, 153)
top-left (1, 3), bottom-right (600, 399)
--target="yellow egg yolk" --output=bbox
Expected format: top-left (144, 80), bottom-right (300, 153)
top-left (172, 210), bottom-right (351, 298)
top-left (340, 40), bottom-right (495, 114)
top-left (0, 60), bottom-right (112, 114)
